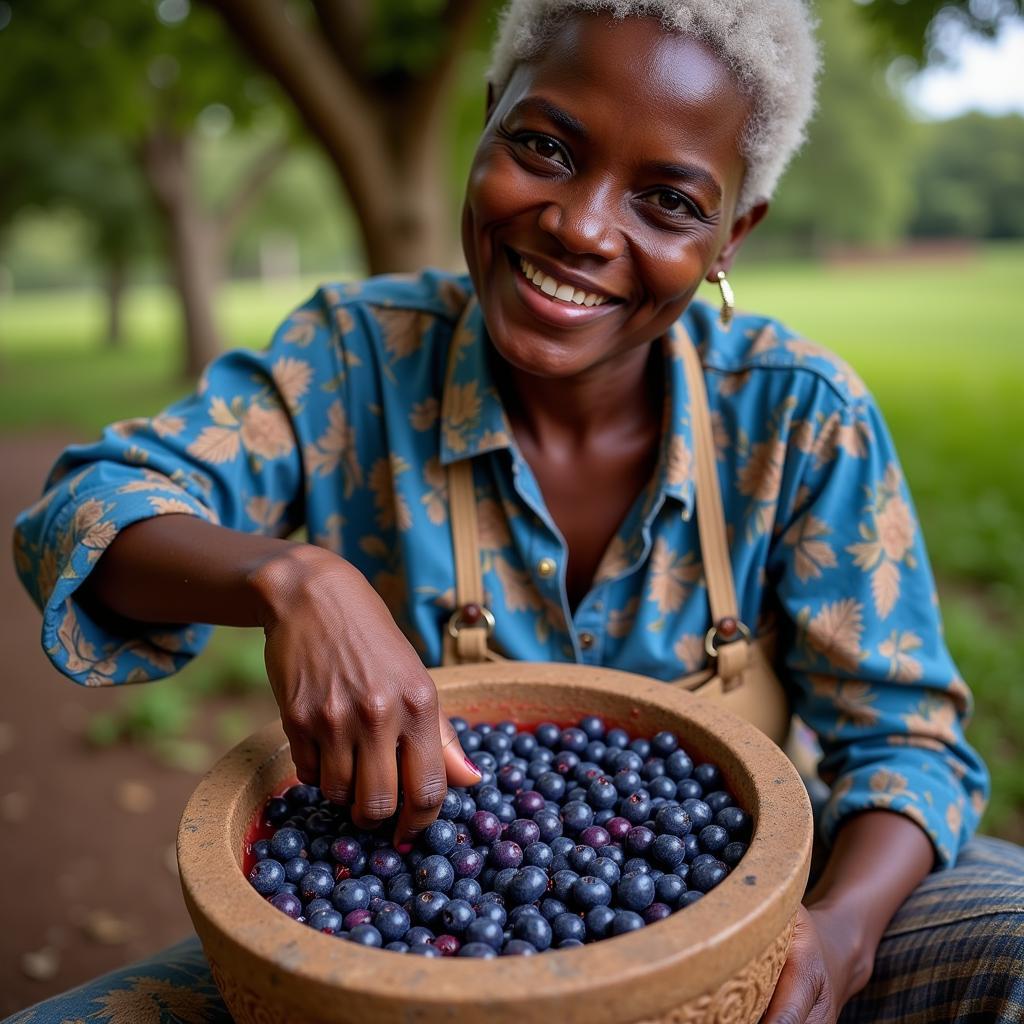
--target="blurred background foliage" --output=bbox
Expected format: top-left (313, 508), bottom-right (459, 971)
top-left (1, 0), bottom-right (1022, 838)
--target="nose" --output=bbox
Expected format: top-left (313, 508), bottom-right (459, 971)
top-left (537, 182), bottom-right (624, 260)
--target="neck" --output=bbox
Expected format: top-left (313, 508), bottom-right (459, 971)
top-left (496, 342), bottom-right (664, 457)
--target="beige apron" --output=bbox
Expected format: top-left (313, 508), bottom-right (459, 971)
top-left (441, 323), bottom-right (792, 748)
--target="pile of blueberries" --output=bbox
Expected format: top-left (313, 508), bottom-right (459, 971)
top-left (247, 717), bottom-right (752, 958)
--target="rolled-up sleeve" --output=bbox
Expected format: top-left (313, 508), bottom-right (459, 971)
top-left (12, 293), bottom-right (337, 686)
top-left (769, 385), bottom-right (989, 868)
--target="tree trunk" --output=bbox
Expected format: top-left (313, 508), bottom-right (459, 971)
top-left (104, 255), bottom-right (127, 348)
top-left (140, 130), bottom-right (223, 380)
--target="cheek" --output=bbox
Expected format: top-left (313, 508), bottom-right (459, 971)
top-left (636, 240), bottom-right (712, 310)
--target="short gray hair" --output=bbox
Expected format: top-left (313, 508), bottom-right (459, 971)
top-left (487, 0), bottom-right (821, 212)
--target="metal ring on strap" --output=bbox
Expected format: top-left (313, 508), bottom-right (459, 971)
top-left (704, 617), bottom-right (752, 658)
top-left (447, 603), bottom-right (496, 639)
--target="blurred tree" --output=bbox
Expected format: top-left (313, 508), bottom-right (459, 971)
top-left (0, 1), bottom-right (290, 376)
top-left (757, 1), bottom-right (915, 252)
top-left (909, 114), bottom-right (1024, 238)
top-left (851, 0), bottom-right (1022, 63)
top-left (201, 0), bottom-right (495, 273)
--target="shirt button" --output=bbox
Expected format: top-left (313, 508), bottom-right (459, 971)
top-left (578, 631), bottom-right (596, 649)
top-left (537, 557), bottom-right (557, 578)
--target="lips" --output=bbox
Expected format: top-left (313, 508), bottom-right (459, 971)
top-left (516, 255), bottom-right (611, 307)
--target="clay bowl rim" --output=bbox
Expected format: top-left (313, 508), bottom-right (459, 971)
top-left (178, 662), bottom-right (812, 1016)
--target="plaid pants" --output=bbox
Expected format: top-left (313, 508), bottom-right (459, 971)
top-left (6, 835), bottom-right (1023, 1024)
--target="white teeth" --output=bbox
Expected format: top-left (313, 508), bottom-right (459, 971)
top-left (518, 256), bottom-right (607, 307)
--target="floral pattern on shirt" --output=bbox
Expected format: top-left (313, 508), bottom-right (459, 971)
top-left (12, 269), bottom-right (989, 867)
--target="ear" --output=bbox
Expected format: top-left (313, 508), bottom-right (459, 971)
top-left (705, 200), bottom-right (769, 282)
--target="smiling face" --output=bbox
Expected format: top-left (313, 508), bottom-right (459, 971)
top-left (462, 13), bottom-right (764, 381)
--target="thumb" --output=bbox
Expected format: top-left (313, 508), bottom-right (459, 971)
top-left (438, 707), bottom-right (482, 788)
top-left (760, 911), bottom-right (824, 1024)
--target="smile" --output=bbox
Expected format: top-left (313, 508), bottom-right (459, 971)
top-left (517, 256), bottom-right (610, 307)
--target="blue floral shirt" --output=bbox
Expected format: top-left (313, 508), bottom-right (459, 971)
top-left (13, 269), bottom-right (988, 867)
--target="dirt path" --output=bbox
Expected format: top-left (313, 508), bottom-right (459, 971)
top-left (0, 433), bottom-right (275, 1017)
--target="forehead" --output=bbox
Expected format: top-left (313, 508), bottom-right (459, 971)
top-left (498, 13), bottom-right (751, 194)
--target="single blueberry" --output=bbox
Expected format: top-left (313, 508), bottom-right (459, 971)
top-left (512, 732), bottom-right (538, 758)
top-left (681, 798), bottom-right (713, 831)
top-left (561, 800), bottom-right (595, 836)
top-left (642, 902), bottom-right (672, 925)
top-left (409, 943), bottom-right (443, 957)
top-left (506, 865), bottom-right (548, 906)
top-left (306, 897), bottom-right (333, 918)
top-left (655, 873), bottom-right (686, 905)
top-left (586, 776), bottom-right (619, 811)
top-left (692, 763), bottom-right (722, 790)
top-left (579, 715), bottom-right (606, 740)
top-left (699, 824), bottom-right (730, 855)
top-left (502, 939), bottom-right (538, 955)
top-left (404, 924), bottom-right (436, 946)
top-left (388, 874), bottom-right (414, 905)
top-left (507, 818), bottom-right (541, 848)
top-left (309, 908), bottom-right (343, 933)
top-left (270, 891), bottom-right (303, 918)
top-left (571, 875), bottom-right (613, 912)
top-left (550, 868), bottom-right (581, 903)
top-left (551, 912), bottom-right (587, 945)
top-left (584, 904), bottom-right (616, 940)
top-left (489, 840), bottom-right (523, 870)
top-left (716, 806), bottom-right (752, 839)
top-left (483, 731), bottom-right (512, 757)
top-left (465, 917), bottom-right (504, 950)
top-left (369, 847), bottom-right (404, 880)
top-left (348, 923), bottom-right (383, 947)
top-left (722, 841), bottom-right (748, 867)
top-left (539, 896), bottom-right (568, 921)
top-left (452, 877), bottom-right (483, 903)
top-left (618, 792), bottom-right (652, 825)
top-left (704, 790), bottom-right (734, 814)
top-left (591, 856), bottom-right (621, 887)
top-left (616, 871), bottom-right (655, 912)
top-left (264, 797), bottom-right (291, 826)
top-left (300, 868), bottom-right (335, 902)
top-left (690, 859), bottom-right (729, 893)
top-left (415, 855), bottom-right (455, 894)
top-left (613, 769), bottom-right (643, 796)
top-left (440, 898), bottom-right (476, 935)
top-left (651, 731), bottom-right (679, 758)
top-left (676, 778), bottom-right (703, 801)
top-left (332, 878), bottom-right (371, 914)
top-left (585, 740), bottom-right (608, 764)
top-left (450, 847), bottom-right (484, 880)
top-left (440, 790), bottom-right (463, 820)
top-left (628, 738), bottom-right (651, 759)
top-left (535, 722), bottom-right (561, 749)
top-left (512, 913), bottom-right (552, 951)
top-left (269, 827), bottom-right (305, 862)
top-left (423, 819), bottom-right (458, 856)
top-left (374, 903), bottom-right (412, 942)
top-left (568, 844), bottom-right (598, 874)
top-left (524, 842), bottom-right (554, 869)
top-left (611, 910), bottom-right (646, 935)
top-left (679, 890), bottom-right (704, 908)
top-left (384, 941), bottom-right (410, 953)
top-left (605, 728), bottom-right (629, 750)
top-left (514, 790), bottom-right (546, 817)
top-left (647, 776), bottom-right (678, 801)
top-left (625, 826), bottom-right (655, 856)
top-left (283, 856), bottom-right (309, 884)
top-left (651, 833), bottom-right (686, 869)
top-left (250, 839), bottom-right (271, 861)
top-left (475, 900), bottom-right (507, 926)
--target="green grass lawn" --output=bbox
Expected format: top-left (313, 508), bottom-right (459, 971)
top-left (3, 244), bottom-right (1022, 839)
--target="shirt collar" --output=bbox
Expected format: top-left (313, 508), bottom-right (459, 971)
top-left (439, 296), bottom-right (514, 466)
top-left (438, 294), bottom-right (698, 520)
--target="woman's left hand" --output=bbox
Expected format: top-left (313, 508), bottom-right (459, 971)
top-left (760, 905), bottom-right (857, 1024)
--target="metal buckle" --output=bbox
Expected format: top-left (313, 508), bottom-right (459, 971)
top-left (447, 603), bottom-right (496, 639)
top-left (704, 617), bottom-right (752, 659)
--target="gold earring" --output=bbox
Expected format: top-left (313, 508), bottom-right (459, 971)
top-left (716, 270), bottom-right (735, 328)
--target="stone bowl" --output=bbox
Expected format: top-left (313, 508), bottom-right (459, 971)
top-left (177, 661), bottom-right (812, 1024)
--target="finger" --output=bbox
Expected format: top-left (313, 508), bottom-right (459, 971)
top-left (438, 707), bottom-right (483, 788)
top-left (761, 918), bottom-right (825, 1024)
top-left (393, 719), bottom-right (448, 848)
top-left (351, 725), bottom-right (400, 832)
top-left (317, 735), bottom-right (356, 807)
top-left (282, 723), bottom-right (321, 787)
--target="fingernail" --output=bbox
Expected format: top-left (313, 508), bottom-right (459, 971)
top-left (396, 841), bottom-right (414, 854)
top-left (465, 756), bottom-right (481, 775)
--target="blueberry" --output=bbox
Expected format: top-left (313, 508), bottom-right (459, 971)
top-left (348, 923), bottom-right (383, 947)
top-left (550, 869), bottom-right (580, 903)
top-left (699, 824), bottom-right (730, 854)
top-left (310, 835), bottom-right (334, 861)
top-left (574, 761), bottom-right (603, 787)
top-left (524, 842), bottom-right (553, 869)
top-left (410, 943), bottom-right (443, 957)
top-left (676, 778), bottom-right (703, 801)
top-left (586, 776), bottom-right (619, 811)
top-left (359, 875), bottom-right (385, 900)
top-left (384, 941), bottom-right (410, 953)
top-left (512, 912), bottom-right (552, 951)
top-left (679, 890), bottom-right (704, 908)
top-left (584, 904), bottom-right (616, 939)
top-left (507, 818), bottom-right (541, 848)
top-left (483, 731), bottom-right (511, 757)
top-left (571, 875), bottom-right (613, 912)
top-left (551, 912), bottom-right (587, 945)
top-left (618, 792), bottom-right (652, 825)
top-left (665, 749), bottom-right (694, 780)
top-left (682, 834), bottom-right (701, 862)
top-left (654, 805), bottom-right (692, 837)
top-left (622, 857), bottom-right (651, 875)
top-left (496, 801), bottom-right (517, 825)
top-left (440, 790), bottom-right (463, 820)
top-left (681, 798), bottom-right (713, 831)
top-left (388, 874), bottom-right (415, 905)
top-left (404, 924), bottom-right (436, 945)
top-left (332, 878), bottom-right (371, 914)
top-left (561, 800), bottom-right (595, 836)
top-left (285, 783), bottom-right (320, 808)
top-left (372, 905), bottom-right (411, 942)
top-left (473, 786), bottom-right (503, 814)
top-left (651, 834), bottom-right (686, 868)
top-left (613, 770), bottom-right (643, 796)
top-left (450, 847), bottom-right (484, 880)
top-left (585, 741), bottom-right (608, 764)
top-left (625, 826), bottom-right (655, 856)
top-left (641, 759), bottom-right (666, 783)
top-left (655, 873), bottom-right (686, 905)
top-left (475, 900), bottom-right (507, 926)
top-left (647, 776), bottom-right (678, 801)
top-left (251, 839), bottom-right (271, 861)
top-left (306, 897), bottom-right (334, 918)
top-left (459, 941), bottom-right (498, 958)
top-left (512, 732), bottom-right (538, 758)
top-left (690, 859), bottom-right (729, 893)
top-left (514, 790), bottom-right (546, 817)
top-left (270, 891), bottom-right (303, 918)
top-left (264, 797), bottom-right (291, 826)
top-left (269, 827), bottom-right (305, 861)
top-left (489, 840), bottom-right (523, 870)
top-left (693, 763), bottom-right (722, 790)
top-left (465, 917), bottom-right (504, 950)
top-left (591, 856), bottom-right (621, 887)
top-left (506, 865), bottom-right (548, 906)
top-left (605, 728), bottom-right (629, 749)
top-left (369, 847), bottom-right (404, 880)
top-left (628, 737), bottom-right (651, 759)
top-left (440, 898), bottom-right (476, 935)
top-left (452, 877), bottom-right (483, 903)
top-left (300, 868), bottom-right (334, 902)
top-left (642, 902), bottom-right (672, 924)
top-left (502, 939), bottom-right (538, 955)
top-left (578, 825), bottom-right (611, 849)
top-left (492, 866), bottom-right (518, 896)
top-left (704, 790), bottom-right (734, 814)
top-left (611, 910), bottom-right (646, 935)
top-left (466, 810), bottom-right (499, 845)
top-left (461, 730), bottom-right (482, 753)
top-left (539, 896), bottom-right (568, 921)
top-left (458, 793), bottom-right (477, 822)
top-left (559, 727), bottom-right (589, 754)
top-left (423, 819), bottom-right (458, 856)
top-left (283, 856), bottom-right (309, 884)
top-left (616, 871), bottom-right (655, 912)
top-left (450, 716), bottom-right (469, 733)
top-left (330, 836), bottom-right (363, 868)
top-left (535, 722), bottom-right (561, 749)
top-left (415, 855), bottom-right (455, 894)
top-left (716, 806), bottom-right (751, 839)
top-left (309, 908), bottom-right (344, 933)
top-left (722, 841), bottom-right (748, 867)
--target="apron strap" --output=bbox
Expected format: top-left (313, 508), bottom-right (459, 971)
top-left (446, 458), bottom-right (493, 663)
top-left (673, 323), bottom-right (751, 686)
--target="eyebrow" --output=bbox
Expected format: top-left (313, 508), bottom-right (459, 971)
top-left (507, 97), bottom-right (723, 204)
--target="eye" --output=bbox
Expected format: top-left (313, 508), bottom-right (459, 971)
top-left (520, 133), bottom-right (570, 168)
top-left (642, 188), bottom-right (703, 221)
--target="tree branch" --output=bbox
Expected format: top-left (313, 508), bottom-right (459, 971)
top-left (217, 135), bottom-right (291, 241)
top-left (200, 0), bottom-right (394, 222)
top-left (310, 0), bottom-right (368, 83)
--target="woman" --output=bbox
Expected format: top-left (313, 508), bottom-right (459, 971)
top-left (11, 2), bottom-right (1023, 1022)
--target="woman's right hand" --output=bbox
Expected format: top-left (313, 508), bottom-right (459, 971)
top-left (251, 543), bottom-right (481, 847)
